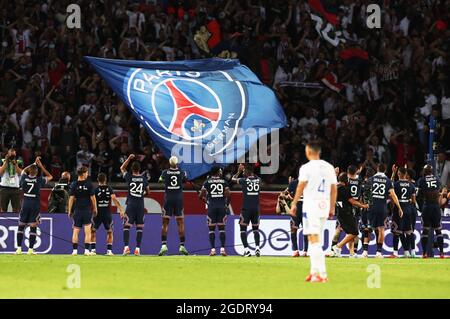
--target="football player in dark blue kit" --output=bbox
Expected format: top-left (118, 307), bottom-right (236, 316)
top-left (406, 168), bottom-right (418, 257)
top-left (91, 173), bottom-right (124, 256)
top-left (15, 157), bottom-right (53, 255)
top-left (366, 163), bottom-right (403, 258)
top-left (158, 156), bottom-right (189, 256)
top-left (120, 154), bottom-right (150, 256)
top-left (417, 164), bottom-right (445, 258)
top-left (389, 166), bottom-right (416, 258)
top-left (287, 175), bottom-right (308, 257)
top-left (200, 167), bottom-right (230, 256)
top-left (231, 164), bottom-right (262, 257)
top-left (68, 166), bottom-right (97, 256)
top-left (361, 167), bottom-right (375, 257)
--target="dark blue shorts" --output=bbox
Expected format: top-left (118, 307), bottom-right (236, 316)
top-left (421, 203), bottom-right (442, 230)
top-left (163, 198), bottom-right (184, 218)
top-left (391, 205), bottom-right (413, 234)
top-left (290, 201), bottom-right (303, 229)
top-left (19, 201), bottom-right (40, 225)
top-left (92, 210), bottom-right (113, 231)
top-left (207, 207), bottom-right (227, 226)
top-left (240, 207), bottom-right (260, 226)
top-left (124, 201), bottom-right (145, 225)
top-left (72, 209), bottom-right (92, 228)
top-left (368, 205), bottom-right (388, 229)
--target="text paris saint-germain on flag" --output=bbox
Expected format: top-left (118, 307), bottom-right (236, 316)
top-left (85, 57), bottom-right (287, 179)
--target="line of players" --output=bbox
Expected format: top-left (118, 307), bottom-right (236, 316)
top-left (13, 151), bottom-right (445, 258)
top-left (280, 162), bottom-right (446, 259)
top-left (13, 153), bottom-right (263, 257)
top-left (332, 163), bottom-right (445, 258)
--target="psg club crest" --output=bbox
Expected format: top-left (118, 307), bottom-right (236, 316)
top-left (126, 68), bottom-right (247, 155)
top-left (85, 57), bottom-right (286, 178)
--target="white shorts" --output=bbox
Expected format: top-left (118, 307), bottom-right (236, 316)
top-left (303, 215), bottom-right (326, 235)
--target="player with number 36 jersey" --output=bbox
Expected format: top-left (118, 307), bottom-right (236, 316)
top-left (232, 164), bottom-right (262, 257)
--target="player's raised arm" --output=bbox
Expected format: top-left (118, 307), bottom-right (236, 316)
top-left (231, 164), bottom-right (244, 183)
top-left (21, 163), bottom-right (36, 176)
top-left (120, 154), bottom-right (135, 176)
top-left (35, 156), bottom-right (53, 182)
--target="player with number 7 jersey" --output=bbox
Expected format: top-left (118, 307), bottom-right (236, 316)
top-left (15, 157), bottom-right (53, 255)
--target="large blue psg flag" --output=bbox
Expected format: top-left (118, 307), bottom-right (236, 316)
top-left (85, 57), bottom-right (286, 179)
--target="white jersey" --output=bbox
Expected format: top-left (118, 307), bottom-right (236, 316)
top-left (299, 159), bottom-right (337, 218)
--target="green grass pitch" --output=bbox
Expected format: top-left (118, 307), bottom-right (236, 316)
top-left (0, 255), bottom-right (449, 298)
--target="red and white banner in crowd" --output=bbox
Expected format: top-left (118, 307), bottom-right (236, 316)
top-left (38, 190), bottom-right (280, 215)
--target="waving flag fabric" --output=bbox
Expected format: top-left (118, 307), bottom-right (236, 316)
top-left (85, 57), bottom-right (286, 179)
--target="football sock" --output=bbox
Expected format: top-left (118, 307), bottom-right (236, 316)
top-left (409, 233), bottom-right (415, 251)
top-left (161, 235), bottom-right (167, 246)
top-left (252, 226), bottom-right (260, 247)
top-left (72, 243), bottom-right (78, 250)
top-left (29, 226), bottom-right (37, 249)
top-left (309, 242), bottom-right (326, 277)
top-left (123, 226), bottom-right (130, 246)
top-left (421, 231), bottom-right (428, 254)
top-left (291, 231), bottom-right (298, 251)
top-left (107, 244), bottom-right (112, 251)
top-left (400, 234), bottom-right (409, 252)
top-left (376, 243), bottom-right (382, 252)
top-left (240, 225), bottom-right (248, 248)
top-left (17, 225), bottom-right (25, 247)
top-left (85, 242), bottom-right (90, 250)
top-left (363, 243), bottom-right (369, 251)
top-left (136, 226), bottom-right (143, 248)
top-left (219, 225), bottom-right (226, 248)
top-left (436, 230), bottom-right (444, 254)
top-left (180, 236), bottom-right (185, 246)
top-left (393, 234), bottom-right (400, 252)
top-left (91, 242), bottom-right (96, 251)
top-left (208, 226), bottom-right (215, 248)
top-left (303, 235), bottom-right (309, 252)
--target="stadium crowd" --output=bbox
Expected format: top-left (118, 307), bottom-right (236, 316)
top-left (0, 0), bottom-right (449, 187)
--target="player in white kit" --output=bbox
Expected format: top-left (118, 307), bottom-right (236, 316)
top-left (290, 142), bottom-right (337, 283)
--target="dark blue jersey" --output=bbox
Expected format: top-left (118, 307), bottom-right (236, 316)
top-left (394, 180), bottom-right (415, 205)
top-left (238, 175), bottom-right (261, 210)
top-left (417, 175), bottom-right (441, 203)
top-left (160, 168), bottom-right (187, 197)
top-left (69, 180), bottom-right (95, 210)
top-left (202, 177), bottom-right (229, 209)
top-left (20, 174), bottom-right (47, 201)
top-left (124, 172), bottom-right (148, 202)
top-left (368, 173), bottom-right (393, 207)
top-left (95, 185), bottom-right (114, 212)
top-left (348, 177), bottom-right (362, 199)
